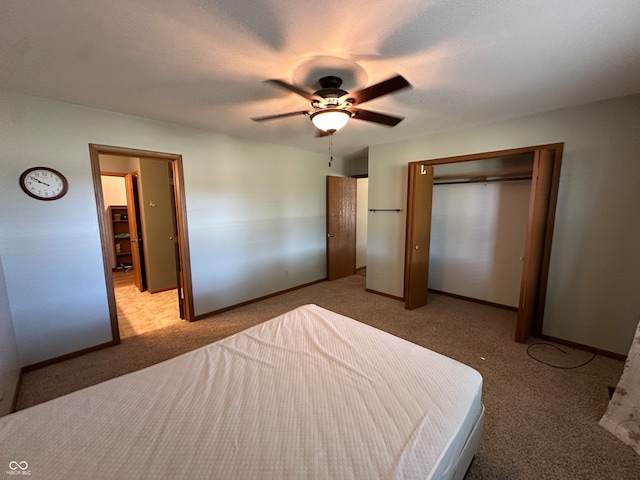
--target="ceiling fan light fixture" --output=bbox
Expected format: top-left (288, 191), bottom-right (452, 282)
top-left (310, 109), bottom-right (352, 133)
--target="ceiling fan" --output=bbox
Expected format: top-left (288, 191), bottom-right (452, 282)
top-left (252, 74), bottom-right (411, 135)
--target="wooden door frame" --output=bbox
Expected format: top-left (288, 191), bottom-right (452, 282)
top-left (89, 143), bottom-right (194, 344)
top-left (405, 143), bottom-right (563, 342)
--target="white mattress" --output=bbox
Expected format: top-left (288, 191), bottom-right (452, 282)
top-left (0, 304), bottom-right (483, 479)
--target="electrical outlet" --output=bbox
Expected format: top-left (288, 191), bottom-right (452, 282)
top-left (283, 270), bottom-right (289, 278)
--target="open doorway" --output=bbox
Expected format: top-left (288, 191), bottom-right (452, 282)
top-left (101, 173), bottom-right (147, 290)
top-left (89, 144), bottom-right (194, 343)
top-left (429, 153), bottom-right (534, 307)
top-left (355, 176), bottom-right (368, 277)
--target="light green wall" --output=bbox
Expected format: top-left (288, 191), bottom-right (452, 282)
top-left (0, 255), bottom-right (20, 416)
top-left (0, 89), bottom-right (346, 366)
top-left (368, 94), bottom-right (640, 355)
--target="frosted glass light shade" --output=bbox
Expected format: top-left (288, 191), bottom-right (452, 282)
top-left (311, 109), bottom-right (351, 132)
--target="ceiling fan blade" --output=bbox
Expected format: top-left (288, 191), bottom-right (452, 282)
top-left (251, 110), bottom-right (309, 122)
top-left (265, 79), bottom-right (317, 100)
top-left (347, 75), bottom-right (411, 105)
top-left (350, 108), bottom-right (404, 126)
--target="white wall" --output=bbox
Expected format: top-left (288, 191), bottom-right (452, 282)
top-left (356, 178), bottom-right (368, 270)
top-left (368, 94), bottom-right (640, 355)
top-left (101, 176), bottom-right (127, 208)
top-left (0, 255), bottom-right (20, 416)
top-left (430, 179), bottom-right (530, 307)
top-left (0, 89), bottom-right (345, 366)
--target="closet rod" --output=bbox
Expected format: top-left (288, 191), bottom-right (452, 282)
top-left (369, 209), bottom-right (401, 213)
top-left (434, 175), bottom-right (532, 186)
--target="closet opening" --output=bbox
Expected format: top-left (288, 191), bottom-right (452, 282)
top-left (404, 144), bottom-right (563, 343)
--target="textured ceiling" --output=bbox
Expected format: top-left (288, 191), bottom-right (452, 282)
top-left (1, 0), bottom-right (639, 157)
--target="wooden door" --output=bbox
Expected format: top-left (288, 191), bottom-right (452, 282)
top-left (326, 176), bottom-right (356, 280)
top-left (516, 149), bottom-right (555, 342)
top-left (404, 164), bottom-right (434, 309)
top-left (125, 173), bottom-right (146, 292)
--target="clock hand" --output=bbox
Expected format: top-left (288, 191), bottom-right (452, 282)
top-left (30, 176), bottom-right (50, 187)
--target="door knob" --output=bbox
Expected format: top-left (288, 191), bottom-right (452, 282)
top-left (415, 245), bottom-right (419, 249)
top-left (327, 233), bottom-right (335, 238)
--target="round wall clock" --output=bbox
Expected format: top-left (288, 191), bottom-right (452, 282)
top-left (19, 166), bottom-right (69, 201)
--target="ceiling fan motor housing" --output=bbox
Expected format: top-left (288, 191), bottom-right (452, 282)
top-left (313, 76), bottom-right (351, 108)
top-left (318, 76), bottom-right (343, 89)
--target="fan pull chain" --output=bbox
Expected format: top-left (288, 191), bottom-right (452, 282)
top-left (329, 133), bottom-right (333, 167)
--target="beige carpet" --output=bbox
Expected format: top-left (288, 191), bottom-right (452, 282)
top-left (15, 275), bottom-right (640, 479)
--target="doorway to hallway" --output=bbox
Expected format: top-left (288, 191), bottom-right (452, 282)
top-left (90, 143), bottom-right (194, 343)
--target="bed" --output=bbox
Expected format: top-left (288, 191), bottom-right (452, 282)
top-left (0, 304), bottom-right (484, 479)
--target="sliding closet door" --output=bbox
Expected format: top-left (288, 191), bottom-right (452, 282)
top-left (404, 164), bottom-right (434, 310)
top-left (516, 149), bottom-right (555, 342)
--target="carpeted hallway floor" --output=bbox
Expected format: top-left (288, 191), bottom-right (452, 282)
top-left (15, 274), bottom-right (640, 479)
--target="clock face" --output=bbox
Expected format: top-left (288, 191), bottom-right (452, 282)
top-left (19, 167), bottom-right (69, 200)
